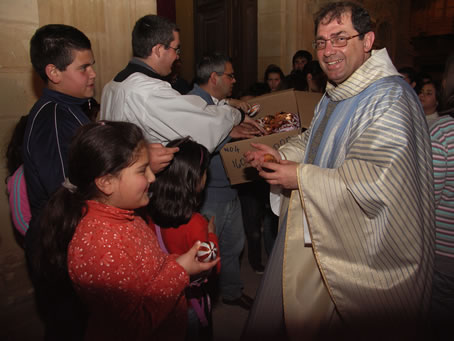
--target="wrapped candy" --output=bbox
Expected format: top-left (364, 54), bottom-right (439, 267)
top-left (256, 111), bottom-right (300, 133)
top-left (247, 104), bottom-right (261, 117)
top-left (197, 241), bottom-right (218, 262)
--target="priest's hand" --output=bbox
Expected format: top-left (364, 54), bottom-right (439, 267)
top-left (244, 142), bottom-right (281, 170)
top-left (258, 160), bottom-right (299, 190)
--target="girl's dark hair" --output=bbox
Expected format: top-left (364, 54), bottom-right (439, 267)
top-left (5, 115), bottom-right (28, 177)
top-left (39, 121), bottom-right (145, 282)
top-left (149, 137), bottom-right (210, 228)
top-left (416, 80), bottom-right (441, 110)
top-left (264, 64), bottom-right (285, 83)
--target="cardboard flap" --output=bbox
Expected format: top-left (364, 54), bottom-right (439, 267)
top-left (247, 89), bottom-right (298, 117)
top-left (220, 89), bottom-right (322, 185)
top-left (294, 91), bottom-right (323, 128)
top-left (219, 130), bottom-right (299, 185)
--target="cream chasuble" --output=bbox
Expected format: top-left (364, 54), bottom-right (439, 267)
top-left (279, 49), bottom-right (434, 339)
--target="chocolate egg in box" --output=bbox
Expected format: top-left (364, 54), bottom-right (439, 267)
top-left (256, 111), bottom-right (300, 134)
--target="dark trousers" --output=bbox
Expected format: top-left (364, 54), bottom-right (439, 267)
top-left (237, 181), bottom-right (278, 268)
top-left (430, 268), bottom-right (454, 340)
top-left (25, 219), bottom-right (87, 341)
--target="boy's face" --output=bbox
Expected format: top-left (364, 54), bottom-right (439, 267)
top-left (267, 72), bottom-right (282, 91)
top-left (50, 49), bottom-right (96, 98)
top-left (293, 57), bottom-right (308, 71)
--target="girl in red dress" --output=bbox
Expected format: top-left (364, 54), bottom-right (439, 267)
top-left (148, 137), bottom-right (219, 341)
top-left (38, 122), bottom-right (218, 341)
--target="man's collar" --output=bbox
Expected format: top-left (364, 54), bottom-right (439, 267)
top-left (113, 58), bottom-right (166, 82)
top-left (130, 57), bottom-right (158, 73)
top-left (198, 83), bottom-right (224, 104)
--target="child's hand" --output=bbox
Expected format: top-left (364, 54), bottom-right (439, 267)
top-left (176, 241), bottom-right (220, 276)
top-left (207, 216), bottom-right (216, 234)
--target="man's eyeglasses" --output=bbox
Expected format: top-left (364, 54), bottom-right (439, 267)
top-left (166, 45), bottom-right (181, 55)
top-left (312, 33), bottom-right (363, 50)
top-left (217, 72), bottom-right (235, 80)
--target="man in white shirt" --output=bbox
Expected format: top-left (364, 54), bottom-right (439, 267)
top-left (101, 15), bottom-right (261, 172)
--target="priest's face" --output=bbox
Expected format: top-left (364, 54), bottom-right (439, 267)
top-left (316, 11), bottom-right (374, 85)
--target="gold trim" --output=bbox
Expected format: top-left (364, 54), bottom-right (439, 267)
top-left (296, 164), bottom-right (337, 308)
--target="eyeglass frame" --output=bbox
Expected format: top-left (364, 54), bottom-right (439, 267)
top-left (165, 45), bottom-right (181, 55)
top-left (312, 33), bottom-right (364, 50)
top-left (216, 72), bottom-right (235, 80)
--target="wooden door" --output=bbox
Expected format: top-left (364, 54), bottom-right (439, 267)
top-left (194, 0), bottom-right (257, 98)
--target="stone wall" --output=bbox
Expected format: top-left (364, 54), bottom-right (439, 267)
top-left (257, 0), bottom-right (413, 80)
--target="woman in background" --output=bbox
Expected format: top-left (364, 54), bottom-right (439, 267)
top-left (429, 53), bottom-right (454, 340)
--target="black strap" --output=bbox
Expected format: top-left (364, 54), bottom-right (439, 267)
top-left (113, 62), bottom-right (166, 82)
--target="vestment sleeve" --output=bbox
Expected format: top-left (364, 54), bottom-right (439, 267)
top-left (279, 129), bottom-right (310, 162)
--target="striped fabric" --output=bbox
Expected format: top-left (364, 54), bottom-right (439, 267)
top-left (6, 165), bottom-right (31, 236)
top-left (280, 48), bottom-right (434, 334)
top-left (430, 116), bottom-right (454, 268)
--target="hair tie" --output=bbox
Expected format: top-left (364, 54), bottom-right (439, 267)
top-left (62, 177), bottom-right (78, 193)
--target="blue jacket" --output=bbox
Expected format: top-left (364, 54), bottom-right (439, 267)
top-left (23, 88), bottom-right (90, 245)
top-left (188, 84), bottom-right (237, 202)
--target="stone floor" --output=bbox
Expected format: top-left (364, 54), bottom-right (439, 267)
top-left (212, 256), bottom-right (263, 341)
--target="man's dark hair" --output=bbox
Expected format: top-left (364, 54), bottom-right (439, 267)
top-left (398, 67), bottom-right (417, 84)
top-left (132, 14), bottom-right (179, 58)
top-left (314, 1), bottom-right (372, 38)
top-left (30, 24), bottom-right (91, 82)
top-left (292, 50), bottom-right (313, 66)
top-left (195, 53), bottom-right (231, 85)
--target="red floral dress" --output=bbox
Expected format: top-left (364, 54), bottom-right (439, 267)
top-left (68, 200), bottom-right (189, 341)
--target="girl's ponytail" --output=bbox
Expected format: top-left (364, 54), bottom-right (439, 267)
top-left (38, 121), bottom-right (145, 282)
top-left (39, 186), bottom-right (87, 282)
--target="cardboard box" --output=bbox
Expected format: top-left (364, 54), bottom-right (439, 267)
top-left (220, 89), bottom-right (322, 185)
